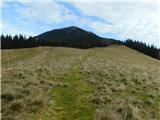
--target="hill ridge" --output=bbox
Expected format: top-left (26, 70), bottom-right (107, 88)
top-left (35, 26), bottom-right (111, 48)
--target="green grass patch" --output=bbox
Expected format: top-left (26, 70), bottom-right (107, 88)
top-left (52, 61), bottom-right (96, 120)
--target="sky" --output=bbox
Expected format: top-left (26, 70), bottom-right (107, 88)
top-left (1, 0), bottom-right (160, 47)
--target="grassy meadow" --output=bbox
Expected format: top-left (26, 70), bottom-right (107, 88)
top-left (1, 45), bottom-right (160, 120)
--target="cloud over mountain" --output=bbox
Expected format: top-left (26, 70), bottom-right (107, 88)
top-left (1, 0), bottom-right (160, 47)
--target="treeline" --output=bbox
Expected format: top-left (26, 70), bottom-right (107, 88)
top-left (1, 34), bottom-right (37, 49)
top-left (1, 34), bottom-right (111, 49)
top-left (1, 34), bottom-right (159, 60)
top-left (124, 39), bottom-right (160, 60)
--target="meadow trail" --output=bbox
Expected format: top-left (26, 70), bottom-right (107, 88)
top-left (52, 53), bottom-right (95, 120)
top-left (2, 46), bottom-right (160, 120)
top-left (32, 49), bottom-right (96, 120)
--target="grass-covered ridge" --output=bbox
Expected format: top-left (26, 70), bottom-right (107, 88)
top-left (1, 45), bottom-right (160, 120)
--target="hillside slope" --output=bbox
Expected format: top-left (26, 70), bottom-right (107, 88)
top-left (35, 26), bottom-right (111, 48)
top-left (1, 45), bottom-right (160, 120)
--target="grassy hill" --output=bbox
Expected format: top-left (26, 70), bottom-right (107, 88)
top-left (1, 45), bottom-right (160, 120)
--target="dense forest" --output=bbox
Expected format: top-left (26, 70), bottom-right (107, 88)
top-left (1, 34), bottom-right (159, 60)
top-left (1, 34), bottom-right (111, 49)
top-left (1, 34), bottom-right (37, 49)
top-left (124, 39), bottom-right (160, 60)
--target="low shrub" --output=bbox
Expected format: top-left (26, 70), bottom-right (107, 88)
top-left (1, 93), bottom-right (14, 101)
top-left (10, 101), bottom-right (23, 111)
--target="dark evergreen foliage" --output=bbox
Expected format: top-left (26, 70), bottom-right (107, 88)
top-left (124, 39), bottom-right (160, 60)
top-left (1, 26), bottom-right (159, 60)
top-left (1, 34), bottom-right (37, 49)
top-left (35, 26), bottom-right (112, 48)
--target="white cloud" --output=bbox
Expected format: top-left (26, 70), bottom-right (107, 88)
top-left (17, 0), bottom-right (159, 2)
top-left (15, 2), bottom-right (78, 24)
top-left (72, 2), bottom-right (160, 47)
top-left (2, 1), bottom-right (79, 36)
top-left (2, 22), bottom-right (36, 36)
top-left (89, 21), bottom-right (115, 33)
top-left (3, 0), bottom-right (52, 2)
top-left (2, 0), bottom-right (160, 47)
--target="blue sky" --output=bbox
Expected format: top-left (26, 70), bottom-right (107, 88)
top-left (1, 0), bottom-right (160, 47)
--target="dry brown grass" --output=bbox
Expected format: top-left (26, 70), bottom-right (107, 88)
top-left (1, 45), bottom-right (160, 120)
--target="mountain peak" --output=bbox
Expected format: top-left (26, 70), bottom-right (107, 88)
top-left (36, 26), bottom-right (111, 48)
top-left (68, 26), bottom-right (79, 29)
top-left (63, 26), bottom-right (83, 31)
top-left (64, 26), bottom-right (84, 34)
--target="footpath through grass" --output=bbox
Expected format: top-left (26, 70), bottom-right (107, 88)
top-left (52, 56), bottom-right (96, 120)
